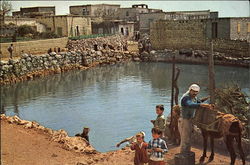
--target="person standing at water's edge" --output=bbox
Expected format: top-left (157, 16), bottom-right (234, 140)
top-left (178, 84), bottom-right (212, 153)
top-left (131, 132), bottom-right (149, 165)
top-left (148, 127), bottom-right (168, 165)
top-left (151, 105), bottom-right (166, 139)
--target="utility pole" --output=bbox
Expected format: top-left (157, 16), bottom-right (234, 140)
top-left (208, 40), bottom-right (215, 104)
top-left (170, 52), bottom-right (176, 125)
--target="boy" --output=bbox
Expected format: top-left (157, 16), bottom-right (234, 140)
top-left (75, 127), bottom-right (90, 145)
top-left (151, 105), bottom-right (166, 137)
top-left (130, 132), bottom-right (149, 165)
top-left (148, 127), bottom-right (168, 165)
top-left (116, 131), bottom-right (146, 148)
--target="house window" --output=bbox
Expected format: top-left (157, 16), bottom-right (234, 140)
top-left (83, 8), bottom-right (87, 15)
top-left (248, 22), bottom-right (250, 32)
top-left (237, 23), bottom-right (241, 33)
top-left (126, 11), bottom-right (129, 16)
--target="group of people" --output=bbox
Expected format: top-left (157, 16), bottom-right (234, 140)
top-left (74, 83), bottom-right (213, 165)
top-left (116, 104), bottom-right (168, 165)
top-left (138, 39), bottom-right (152, 54)
top-left (116, 83), bottom-right (213, 165)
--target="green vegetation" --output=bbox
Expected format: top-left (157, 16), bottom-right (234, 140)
top-left (69, 34), bottom-right (114, 40)
top-left (0, 24), bottom-right (60, 43)
top-left (17, 25), bottom-right (36, 37)
top-left (215, 85), bottom-right (250, 138)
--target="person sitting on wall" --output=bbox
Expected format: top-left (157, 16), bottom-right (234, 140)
top-left (75, 127), bottom-right (90, 145)
top-left (47, 48), bottom-right (52, 54)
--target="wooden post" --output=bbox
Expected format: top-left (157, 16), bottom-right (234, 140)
top-left (170, 53), bottom-right (176, 125)
top-left (209, 40), bottom-right (215, 104)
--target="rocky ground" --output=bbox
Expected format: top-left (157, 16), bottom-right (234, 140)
top-left (1, 115), bottom-right (247, 165)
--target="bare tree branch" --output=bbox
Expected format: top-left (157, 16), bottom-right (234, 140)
top-left (0, 0), bottom-right (12, 15)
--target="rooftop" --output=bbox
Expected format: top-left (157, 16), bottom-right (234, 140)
top-left (70, 4), bottom-right (120, 7)
top-left (20, 6), bottom-right (55, 9)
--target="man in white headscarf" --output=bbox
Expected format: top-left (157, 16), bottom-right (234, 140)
top-left (178, 84), bottom-right (212, 153)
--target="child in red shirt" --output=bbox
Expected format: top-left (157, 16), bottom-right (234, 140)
top-left (130, 132), bottom-right (149, 165)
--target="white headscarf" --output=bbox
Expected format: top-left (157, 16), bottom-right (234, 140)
top-left (180, 84), bottom-right (200, 102)
top-left (188, 84), bottom-right (200, 92)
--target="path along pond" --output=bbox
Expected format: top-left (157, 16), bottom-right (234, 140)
top-left (1, 62), bottom-right (249, 152)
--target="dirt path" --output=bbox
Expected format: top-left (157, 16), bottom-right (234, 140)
top-left (1, 119), bottom-right (247, 165)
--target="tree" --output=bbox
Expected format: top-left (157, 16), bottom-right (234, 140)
top-left (17, 25), bottom-right (35, 37)
top-left (0, 0), bottom-right (12, 24)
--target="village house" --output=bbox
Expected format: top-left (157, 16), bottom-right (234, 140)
top-left (117, 4), bottom-right (162, 31)
top-left (12, 6), bottom-right (56, 18)
top-left (36, 15), bottom-right (92, 37)
top-left (150, 17), bottom-right (250, 57)
top-left (69, 4), bottom-right (120, 19)
top-left (139, 10), bottom-right (218, 33)
top-left (117, 4), bottom-right (162, 22)
top-left (205, 17), bottom-right (250, 42)
top-left (92, 20), bottom-right (134, 38)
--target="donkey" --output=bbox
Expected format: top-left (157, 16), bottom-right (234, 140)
top-left (170, 105), bottom-right (245, 165)
top-left (199, 112), bottom-right (245, 165)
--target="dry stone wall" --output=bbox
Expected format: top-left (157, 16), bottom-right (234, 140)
top-left (0, 35), bottom-right (140, 85)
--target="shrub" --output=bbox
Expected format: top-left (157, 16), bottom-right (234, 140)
top-left (17, 25), bottom-right (36, 37)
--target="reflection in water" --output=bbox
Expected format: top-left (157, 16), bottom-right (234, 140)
top-left (1, 62), bottom-right (249, 152)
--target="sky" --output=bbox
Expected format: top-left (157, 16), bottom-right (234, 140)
top-left (10, 1), bottom-right (250, 18)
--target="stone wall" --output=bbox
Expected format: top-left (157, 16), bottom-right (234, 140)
top-left (0, 36), bottom-right (139, 85)
top-left (150, 20), bottom-right (250, 57)
top-left (139, 12), bottom-right (166, 33)
top-left (140, 49), bottom-right (250, 68)
top-left (230, 18), bottom-right (250, 42)
top-left (213, 39), bottom-right (250, 57)
top-left (150, 20), bottom-right (207, 50)
top-left (0, 37), bottom-right (68, 58)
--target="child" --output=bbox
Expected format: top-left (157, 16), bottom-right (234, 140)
top-left (116, 131), bottom-right (146, 148)
top-left (151, 105), bottom-right (166, 137)
top-left (131, 132), bottom-right (149, 165)
top-left (75, 127), bottom-right (90, 145)
top-left (148, 127), bottom-right (168, 165)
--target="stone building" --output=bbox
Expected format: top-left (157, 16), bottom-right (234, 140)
top-left (36, 15), bottom-right (92, 37)
top-left (118, 21), bottom-right (134, 37)
top-left (139, 12), bottom-right (166, 33)
top-left (117, 4), bottom-right (162, 22)
top-left (206, 17), bottom-right (250, 42)
top-left (12, 6), bottom-right (56, 18)
top-left (150, 18), bottom-right (250, 57)
top-left (92, 20), bottom-right (134, 38)
top-left (165, 10), bottom-right (218, 20)
top-left (69, 4), bottom-right (120, 19)
top-left (117, 4), bottom-right (162, 31)
top-left (139, 10), bottom-right (218, 33)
